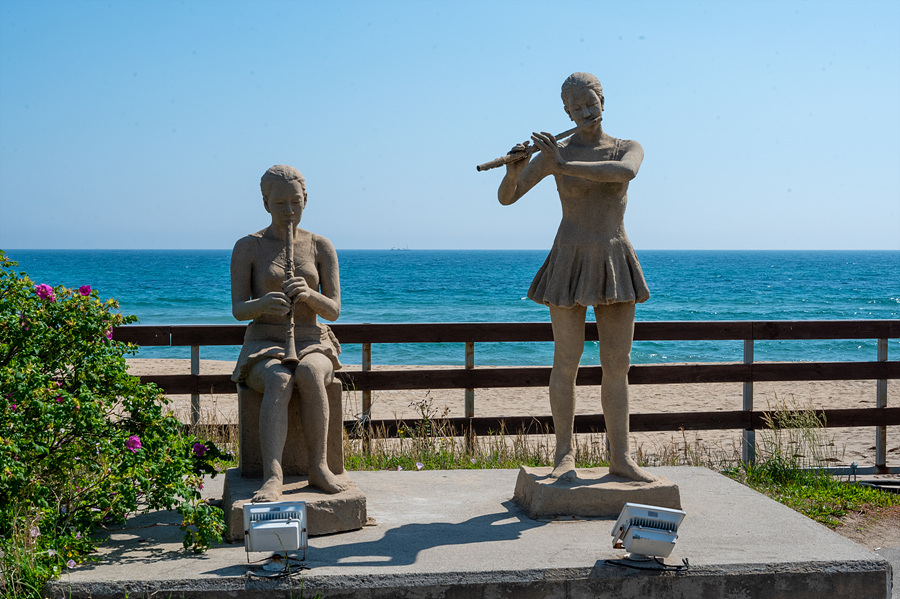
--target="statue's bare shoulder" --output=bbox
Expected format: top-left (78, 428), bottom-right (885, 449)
top-left (232, 230), bottom-right (265, 259)
top-left (311, 232), bottom-right (335, 251)
top-left (616, 138), bottom-right (644, 175)
top-left (618, 138), bottom-right (642, 153)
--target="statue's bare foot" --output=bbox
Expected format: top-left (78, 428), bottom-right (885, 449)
top-left (609, 455), bottom-right (657, 483)
top-left (549, 450), bottom-right (577, 480)
top-left (308, 464), bottom-right (350, 494)
top-left (252, 476), bottom-right (283, 503)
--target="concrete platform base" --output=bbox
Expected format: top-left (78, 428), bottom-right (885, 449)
top-left (222, 467), bottom-right (367, 540)
top-left (46, 467), bottom-right (892, 599)
top-left (513, 465), bottom-right (681, 518)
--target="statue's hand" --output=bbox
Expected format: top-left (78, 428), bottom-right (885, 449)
top-left (258, 291), bottom-right (291, 316)
top-left (283, 276), bottom-right (312, 303)
top-left (505, 142), bottom-right (530, 177)
top-left (531, 131), bottom-right (561, 168)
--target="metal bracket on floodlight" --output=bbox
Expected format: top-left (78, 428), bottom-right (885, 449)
top-left (243, 501), bottom-right (308, 570)
top-left (611, 502), bottom-right (685, 562)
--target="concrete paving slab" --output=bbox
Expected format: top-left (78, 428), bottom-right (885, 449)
top-left (46, 467), bottom-right (891, 599)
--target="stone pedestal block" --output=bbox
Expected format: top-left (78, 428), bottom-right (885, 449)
top-left (222, 467), bottom-right (367, 542)
top-left (237, 380), bottom-right (344, 477)
top-left (513, 466), bottom-right (681, 519)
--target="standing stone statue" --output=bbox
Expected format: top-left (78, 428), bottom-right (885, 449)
top-left (497, 73), bottom-right (655, 483)
top-left (231, 165), bottom-right (349, 501)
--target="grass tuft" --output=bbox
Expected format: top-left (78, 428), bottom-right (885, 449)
top-left (724, 395), bottom-right (900, 526)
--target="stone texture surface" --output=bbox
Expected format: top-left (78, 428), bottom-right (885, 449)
top-left (513, 465), bottom-right (681, 519)
top-left (222, 467), bottom-right (366, 541)
top-left (238, 380), bottom-right (344, 477)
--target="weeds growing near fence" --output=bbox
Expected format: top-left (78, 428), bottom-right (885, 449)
top-left (341, 393), bottom-right (742, 472)
top-left (724, 395), bottom-right (900, 526)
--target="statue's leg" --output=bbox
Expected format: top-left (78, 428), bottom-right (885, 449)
top-left (294, 352), bottom-right (350, 494)
top-left (246, 359), bottom-right (294, 502)
top-left (595, 302), bottom-right (656, 482)
top-left (548, 305), bottom-right (587, 480)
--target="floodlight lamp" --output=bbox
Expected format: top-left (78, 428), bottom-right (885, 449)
top-left (243, 500), bottom-right (308, 561)
top-left (611, 502), bottom-right (685, 561)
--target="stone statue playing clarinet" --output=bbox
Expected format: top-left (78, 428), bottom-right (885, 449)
top-left (231, 165), bottom-right (349, 502)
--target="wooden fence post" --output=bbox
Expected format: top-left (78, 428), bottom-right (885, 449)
top-left (362, 342), bottom-right (372, 452)
top-left (190, 345), bottom-right (200, 426)
top-left (742, 338), bottom-right (755, 464)
top-left (876, 338), bottom-right (888, 470)
top-left (465, 342), bottom-right (475, 418)
top-left (465, 341), bottom-right (475, 449)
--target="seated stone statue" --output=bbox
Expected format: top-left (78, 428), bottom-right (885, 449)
top-left (231, 164), bottom-right (349, 501)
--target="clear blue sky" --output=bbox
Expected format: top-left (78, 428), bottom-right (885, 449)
top-left (1, 0), bottom-right (898, 250)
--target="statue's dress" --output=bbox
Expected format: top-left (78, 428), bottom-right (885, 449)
top-left (527, 138), bottom-right (650, 309)
top-left (232, 232), bottom-right (342, 385)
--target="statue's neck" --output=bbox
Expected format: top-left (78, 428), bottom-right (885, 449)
top-left (264, 222), bottom-right (294, 241)
top-left (572, 123), bottom-right (605, 146)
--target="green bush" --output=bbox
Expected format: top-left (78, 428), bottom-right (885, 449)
top-left (0, 251), bottom-right (226, 593)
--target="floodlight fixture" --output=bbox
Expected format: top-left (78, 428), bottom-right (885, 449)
top-left (611, 502), bottom-right (685, 561)
top-left (243, 500), bottom-right (308, 562)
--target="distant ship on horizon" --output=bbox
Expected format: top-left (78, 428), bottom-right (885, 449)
top-left (390, 245), bottom-right (411, 251)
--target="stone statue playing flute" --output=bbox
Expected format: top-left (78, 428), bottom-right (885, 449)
top-left (492, 72), bottom-right (655, 483)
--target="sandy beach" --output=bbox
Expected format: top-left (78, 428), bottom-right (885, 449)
top-left (127, 358), bottom-right (898, 469)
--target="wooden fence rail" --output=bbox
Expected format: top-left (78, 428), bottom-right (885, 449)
top-left (114, 320), bottom-right (898, 473)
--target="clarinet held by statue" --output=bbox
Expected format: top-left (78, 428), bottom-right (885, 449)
top-left (282, 220), bottom-right (300, 366)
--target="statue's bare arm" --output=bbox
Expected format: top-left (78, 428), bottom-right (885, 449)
top-left (558, 139), bottom-right (643, 182)
top-left (533, 133), bottom-right (643, 183)
top-left (290, 236), bottom-right (340, 322)
top-left (498, 150), bottom-right (552, 205)
top-left (230, 235), bottom-right (290, 321)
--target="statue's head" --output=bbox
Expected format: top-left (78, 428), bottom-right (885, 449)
top-left (561, 72), bottom-right (604, 123)
top-left (260, 165), bottom-right (307, 207)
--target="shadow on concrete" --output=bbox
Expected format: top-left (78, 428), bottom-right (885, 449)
top-left (320, 501), bottom-right (542, 568)
top-left (73, 508), bottom-right (245, 574)
top-left (203, 500), bottom-right (542, 575)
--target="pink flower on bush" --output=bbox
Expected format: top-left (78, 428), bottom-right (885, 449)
top-left (78, 285), bottom-right (91, 296)
top-left (34, 283), bottom-right (55, 301)
top-left (126, 435), bottom-right (142, 453)
top-left (192, 442), bottom-right (207, 457)
top-left (56, 395), bottom-right (63, 403)
top-left (67, 559), bottom-right (76, 568)
top-left (105, 327), bottom-right (113, 341)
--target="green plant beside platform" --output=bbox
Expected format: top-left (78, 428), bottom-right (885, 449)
top-left (0, 251), bottom-right (228, 597)
top-left (726, 457), bottom-right (899, 527)
top-left (723, 398), bottom-right (900, 526)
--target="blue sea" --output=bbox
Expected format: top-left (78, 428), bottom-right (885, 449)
top-left (4, 249), bottom-right (898, 366)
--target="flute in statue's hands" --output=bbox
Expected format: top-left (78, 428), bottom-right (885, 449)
top-left (475, 116), bottom-right (601, 172)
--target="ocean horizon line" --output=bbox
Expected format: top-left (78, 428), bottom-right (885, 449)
top-left (6, 248), bottom-right (900, 253)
